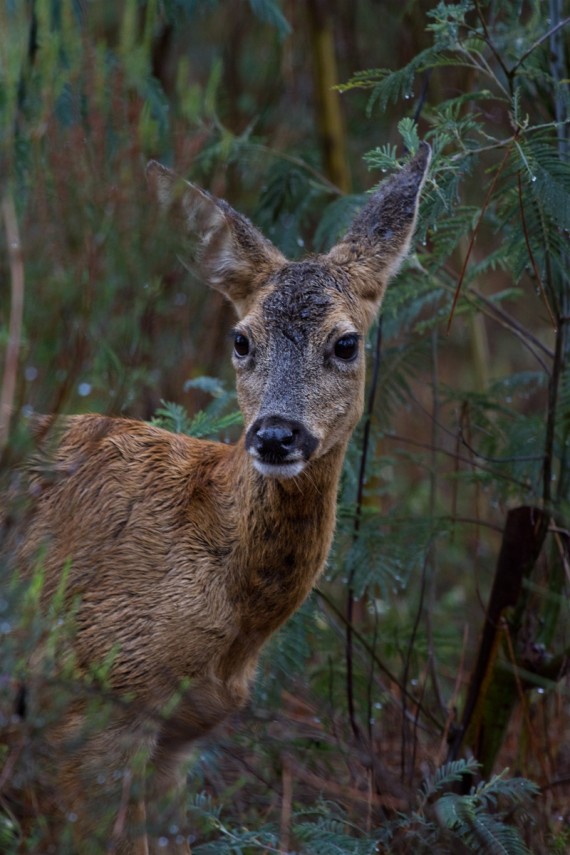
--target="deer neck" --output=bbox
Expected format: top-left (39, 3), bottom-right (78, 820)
top-left (224, 435), bottom-right (347, 638)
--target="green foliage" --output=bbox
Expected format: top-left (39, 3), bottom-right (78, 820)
top-left (371, 760), bottom-right (539, 855)
top-left (1, 0), bottom-right (569, 852)
top-left (182, 759), bottom-right (538, 854)
top-left (152, 377), bottom-right (242, 438)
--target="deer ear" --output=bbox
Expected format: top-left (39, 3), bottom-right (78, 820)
top-left (146, 161), bottom-right (285, 317)
top-left (328, 142), bottom-right (431, 326)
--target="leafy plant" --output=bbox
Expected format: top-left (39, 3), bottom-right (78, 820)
top-left (1, 0), bottom-right (569, 852)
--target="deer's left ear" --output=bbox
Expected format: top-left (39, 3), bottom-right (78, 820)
top-left (146, 161), bottom-right (285, 317)
top-left (328, 142), bottom-right (431, 326)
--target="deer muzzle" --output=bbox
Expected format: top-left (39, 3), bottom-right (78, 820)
top-left (245, 416), bottom-right (319, 478)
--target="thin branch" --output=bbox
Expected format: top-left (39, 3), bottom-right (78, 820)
top-left (364, 512), bottom-right (504, 533)
top-left (109, 768), bottom-right (134, 850)
top-left (384, 431), bottom-right (534, 490)
top-left (467, 284), bottom-right (554, 363)
top-left (345, 319), bottom-right (383, 743)
top-left (509, 15), bottom-right (570, 77)
top-left (543, 316), bottom-right (565, 505)
top-left (245, 142), bottom-right (344, 196)
top-left (473, 0), bottom-right (511, 86)
top-left (427, 329), bottom-right (445, 713)
top-left (279, 754), bottom-right (293, 855)
top-left (317, 587), bottom-right (443, 731)
top-left (458, 428), bottom-right (544, 465)
top-left (400, 547), bottom-right (430, 783)
top-left (366, 601), bottom-right (380, 745)
top-left (517, 172), bottom-right (557, 330)
top-left (0, 193), bottom-right (25, 452)
top-left (406, 387), bottom-right (545, 466)
top-left (418, 262), bottom-right (553, 369)
top-left (503, 621), bottom-right (551, 782)
top-left (447, 138), bottom-right (515, 331)
top-left (412, 69), bottom-right (432, 125)
top-left (455, 44), bottom-right (510, 98)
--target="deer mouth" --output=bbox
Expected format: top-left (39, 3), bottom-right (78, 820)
top-left (250, 457), bottom-right (307, 479)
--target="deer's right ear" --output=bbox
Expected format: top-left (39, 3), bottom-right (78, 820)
top-left (146, 161), bottom-right (285, 317)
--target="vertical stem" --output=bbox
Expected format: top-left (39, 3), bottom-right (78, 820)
top-left (427, 329), bottom-right (444, 711)
top-left (0, 193), bottom-right (24, 453)
top-left (305, 0), bottom-right (351, 193)
top-left (549, 0), bottom-right (569, 156)
top-left (345, 319), bottom-right (383, 743)
top-left (544, 0), bottom-right (570, 500)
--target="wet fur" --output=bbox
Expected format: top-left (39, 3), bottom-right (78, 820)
top-left (15, 143), bottom-right (430, 853)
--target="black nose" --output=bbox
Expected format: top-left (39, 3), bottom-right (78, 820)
top-left (246, 416), bottom-right (318, 463)
top-left (255, 423), bottom-right (295, 456)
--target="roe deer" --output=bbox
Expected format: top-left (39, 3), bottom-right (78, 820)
top-left (15, 142), bottom-right (430, 853)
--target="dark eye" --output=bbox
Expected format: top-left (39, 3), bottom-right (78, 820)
top-left (233, 333), bottom-right (250, 357)
top-left (334, 334), bottom-right (358, 361)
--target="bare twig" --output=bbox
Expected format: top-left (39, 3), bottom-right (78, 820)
top-left (467, 284), bottom-right (554, 363)
top-left (509, 14), bottom-right (570, 77)
top-left (543, 316), bottom-right (565, 505)
top-left (473, 0), bottom-right (511, 86)
top-left (317, 587), bottom-right (443, 730)
top-left (517, 172), bottom-right (557, 330)
top-left (436, 623), bottom-right (469, 767)
top-left (345, 319), bottom-right (383, 743)
top-left (109, 768), bottom-right (133, 850)
top-left (400, 547), bottom-right (430, 783)
top-left (427, 329), bottom-right (444, 712)
top-left (279, 755), bottom-right (293, 854)
top-left (0, 193), bottom-right (24, 451)
top-left (503, 621), bottom-right (551, 782)
top-left (447, 140), bottom-right (514, 331)
top-left (384, 431), bottom-right (535, 490)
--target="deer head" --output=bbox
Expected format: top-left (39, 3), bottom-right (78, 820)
top-left (146, 144), bottom-right (430, 479)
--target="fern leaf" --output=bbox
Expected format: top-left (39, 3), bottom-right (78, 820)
top-left (419, 757), bottom-right (480, 803)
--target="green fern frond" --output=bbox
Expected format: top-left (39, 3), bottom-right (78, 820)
top-left (462, 812), bottom-right (529, 855)
top-left (152, 378), bottom-right (242, 439)
top-left (419, 757), bottom-right (480, 804)
top-left (472, 771), bottom-right (540, 807)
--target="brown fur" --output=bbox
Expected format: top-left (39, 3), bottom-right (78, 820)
top-left (15, 143), bottom-right (430, 853)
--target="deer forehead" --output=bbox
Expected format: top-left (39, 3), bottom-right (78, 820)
top-left (247, 261), bottom-right (359, 342)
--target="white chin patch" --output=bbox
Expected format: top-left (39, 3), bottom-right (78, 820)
top-left (252, 459), bottom-right (306, 479)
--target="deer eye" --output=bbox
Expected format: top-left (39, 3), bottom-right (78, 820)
top-left (334, 334), bottom-right (359, 361)
top-left (233, 333), bottom-right (250, 357)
